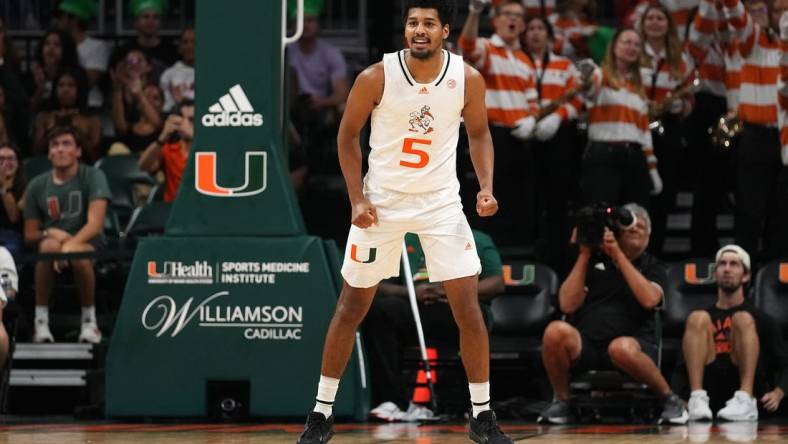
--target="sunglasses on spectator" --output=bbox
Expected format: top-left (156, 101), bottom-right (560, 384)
top-left (0, 156), bottom-right (17, 162)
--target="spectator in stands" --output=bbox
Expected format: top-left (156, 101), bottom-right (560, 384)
top-left (581, 28), bottom-right (661, 208)
top-left (111, 49), bottom-right (163, 153)
top-left (725, 0), bottom-right (786, 265)
top-left (286, 0), bottom-right (349, 177)
top-left (626, 0), bottom-right (699, 42)
top-left (159, 27), bottom-right (194, 112)
top-left (53, 0), bottom-right (111, 108)
top-left (639, 3), bottom-right (695, 254)
top-left (459, 0), bottom-right (539, 245)
top-left (538, 203), bottom-right (687, 424)
top-left (23, 125), bottom-right (111, 344)
top-left (674, 245), bottom-right (788, 421)
top-left (0, 246), bottom-right (18, 368)
top-left (116, 83), bottom-right (164, 154)
top-left (32, 67), bottom-right (102, 162)
top-left (0, 18), bottom-right (30, 151)
top-left (24, 29), bottom-right (80, 114)
top-left (0, 144), bottom-right (26, 258)
top-left (363, 230), bottom-right (505, 422)
top-left (550, 0), bottom-right (598, 61)
top-left (490, 0), bottom-right (558, 17)
top-left (138, 99), bottom-right (193, 202)
top-left (523, 15), bottom-right (585, 274)
top-left (110, 0), bottom-right (177, 83)
top-left (687, 0), bottom-right (737, 256)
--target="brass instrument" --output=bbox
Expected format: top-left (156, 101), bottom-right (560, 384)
top-left (648, 76), bottom-right (700, 136)
top-left (708, 114), bottom-right (743, 149)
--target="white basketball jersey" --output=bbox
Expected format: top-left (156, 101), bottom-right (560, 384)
top-left (366, 49), bottom-right (466, 194)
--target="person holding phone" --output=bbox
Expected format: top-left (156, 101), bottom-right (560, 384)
top-left (137, 99), bottom-right (193, 202)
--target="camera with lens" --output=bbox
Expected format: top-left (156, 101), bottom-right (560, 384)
top-left (574, 204), bottom-right (637, 246)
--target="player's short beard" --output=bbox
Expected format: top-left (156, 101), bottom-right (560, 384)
top-left (409, 47), bottom-right (436, 60)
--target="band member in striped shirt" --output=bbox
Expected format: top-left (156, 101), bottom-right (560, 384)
top-left (639, 3), bottom-right (695, 253)
top-left (723, 0), bottom-right (788, 263)
top-left (627, 0), bottom-right (700, 41)
top-left (492, 0), bottom-right (557, 18)
top-left (523, 15), bottom-right (584, 272)
top-left (460, 0), bottom-right (540, 244)
top-left (581, 28), bottom-right (662, 208)
top-left (550, 0), bottom-right (598, 61)
top-left (687, 0), bottom-right (737, 255)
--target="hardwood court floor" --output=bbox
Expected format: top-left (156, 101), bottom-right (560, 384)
top-left (0, 422), bottom-right (786, 443)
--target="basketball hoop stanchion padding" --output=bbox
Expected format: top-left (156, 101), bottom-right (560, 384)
top-left (105, 0), bottom-right (369, 419)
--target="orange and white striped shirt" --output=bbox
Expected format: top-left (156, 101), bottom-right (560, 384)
top-left (723, 0), bottom-right (782, 126)
top-left (586, 70), bottom-right (657, 169)
top-left (724, 40), bottom-right (742, 113)
top-left (687, 0), bottom-right (726, 97)
top-left (524, 52), bottom-right (583, 121)
top-left (491, 0), bottom-right (556, 18)
top-left (640, 43), bottom-right (696, 114)
top-left (459, 33), bottom-right (539, 127)
top-left (549, 14), bottom-right (597, 61)
top-left (778, 41), bottom-right (788, 165)
top-left (628, 0), bottom-right (700, 41)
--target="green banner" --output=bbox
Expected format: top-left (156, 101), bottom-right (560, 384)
top-left (106, 237), bottom-right (368, 418)
top-left (166, 0), bottom-right (304, 236)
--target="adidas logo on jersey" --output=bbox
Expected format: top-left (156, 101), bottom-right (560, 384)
top-left (202, 84), bottom-right (264, 127)
top-left (418, 86), bottom-right (429, 94)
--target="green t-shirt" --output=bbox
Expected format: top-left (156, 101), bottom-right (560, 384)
top-left (402, 229), bottom-right (503, 328)
top-left (24, 165), bottom-right (112, 236)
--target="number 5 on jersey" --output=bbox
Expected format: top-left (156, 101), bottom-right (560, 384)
top-left (400, 138), bottom-right (431, 169)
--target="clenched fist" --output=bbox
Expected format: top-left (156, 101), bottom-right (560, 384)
top-left (476, 191), bottom-right (498, 217)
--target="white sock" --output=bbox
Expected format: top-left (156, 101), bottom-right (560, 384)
top-left (81, 306), bottom-right (97, 325)
top-left (35, 306), bottom-right (49, 325)
top-left (469, 381), bottom-right (491, 418)
top-left (691, 389), bottom-right (707, 398)
top-left (313, 375), bottom-right (339, 417)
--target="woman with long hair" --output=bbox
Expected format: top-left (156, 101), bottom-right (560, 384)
top-left (24, 29), bottom-right (80, 114)
top-left (639, 3), bottom-right (696, 253)
top-left (31, 67), bottom-right (102, 162)
top-left (581, 27), bottom-right (661, 207)
top-left (0, 144), bottom-right (26, 257)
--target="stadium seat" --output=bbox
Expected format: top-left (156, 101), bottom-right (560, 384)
top-left (754, 260), bottom-right (788, 335)
top-left (123, 202), bottom-right (172, 238)
top-left (489, 260), bottom-right (558, 363)
top-left (662, 258), bottom-right (720, 365)
top-left (94, 155), bottom-right (155, 185)
top-left (95, 155), bottom-right (155, 224)
top-left (23, 156), bottom-right (52, 181)
top-left (568, 300), bottom-right (665, 423)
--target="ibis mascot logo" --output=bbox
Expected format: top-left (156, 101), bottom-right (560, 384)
top-left (195, 152), bottom-right (267, 197)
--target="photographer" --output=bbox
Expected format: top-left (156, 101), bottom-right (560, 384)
top-left (538, 203), bottom-right (687, 424)
top-left (138, 99), bottom-right (193, 203)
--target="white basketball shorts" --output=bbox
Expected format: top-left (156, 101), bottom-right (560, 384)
top-left (341, 183), bottom-right (481, 288)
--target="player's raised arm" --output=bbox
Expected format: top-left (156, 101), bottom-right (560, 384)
top-left (336, 63), bottom-right (384, 228)
top-left (462, 63), bottom-right (498, 217)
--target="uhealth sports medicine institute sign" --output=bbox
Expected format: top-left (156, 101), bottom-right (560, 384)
top-left (105, 0), bottom-right (369, 418)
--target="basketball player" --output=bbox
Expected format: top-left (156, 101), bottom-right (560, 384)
top-left (296, 1), bottom-right (512, 443)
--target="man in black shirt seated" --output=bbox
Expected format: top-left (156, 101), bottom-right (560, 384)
top-left (674, 245), bottom-right (788, 422)
top-left (538, 203), bottom-right (687, 424)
